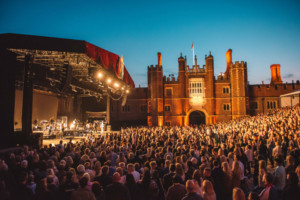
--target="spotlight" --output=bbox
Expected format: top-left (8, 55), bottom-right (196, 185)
top-left (114, 83), bottom-right (119, 88)
top-left (121, 87), bottom-right (124, 90)
top-left (126, 89), bottom-right (129, 94)
top-left (97, 72), bottom-right (102, 78)
top-left (107, 79), bottom-right (111, 84)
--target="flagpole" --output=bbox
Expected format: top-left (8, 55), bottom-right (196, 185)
top-left (193, 45), bottom-right (195, 66)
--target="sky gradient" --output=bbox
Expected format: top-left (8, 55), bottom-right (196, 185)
top-left (1, 0), bottom-right (300, 87)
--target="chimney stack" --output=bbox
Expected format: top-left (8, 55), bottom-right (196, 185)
top-left (157, 52), bottom-right (162, 66)
top-left (270, 64), bottom-right (282, 84)
top-left (225, 49), bottom-right (232, 74)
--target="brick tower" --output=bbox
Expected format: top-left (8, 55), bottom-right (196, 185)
top-left (230, 53), bottom-right (249, 119)
top-left (204, 52), bottom-right (215, 123)
top-left (147, 52), bottom-right (164, 126)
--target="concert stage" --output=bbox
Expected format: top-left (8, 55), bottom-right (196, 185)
top-left (42, 131), bottom-right (120, 146)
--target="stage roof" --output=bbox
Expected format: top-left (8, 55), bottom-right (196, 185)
top-left (0, 33), bottom-right (135, 88)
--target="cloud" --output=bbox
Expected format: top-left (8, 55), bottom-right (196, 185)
top-left (282, 73), bottom-right (294, 78)
top-left (135, 73), bottom-right (147, 77)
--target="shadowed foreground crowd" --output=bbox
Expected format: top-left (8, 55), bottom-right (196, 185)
top-left (1, 105), bottom-right (300, 200)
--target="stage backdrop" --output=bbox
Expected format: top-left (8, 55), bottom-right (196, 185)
top-left (14, 89), bottom-right (58, 130)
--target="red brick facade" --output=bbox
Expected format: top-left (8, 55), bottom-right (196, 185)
top-left (111, 50), bottom-right (300, 126)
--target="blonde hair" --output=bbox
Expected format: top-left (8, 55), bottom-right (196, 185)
top-left (259, 160), bottom-right (267, 174)
top-left (222, 162), bottom-right (232, 177)
top-left (202, 180), bottom-right (215, 195)
top-left (232, 187), bottom-right (245, 200)
top-left (175, 163), bottom-right (184, 176)
top-left (232, 161), bottom-right (241, 174)
top-left (295, 165), bottom-right (300, 174)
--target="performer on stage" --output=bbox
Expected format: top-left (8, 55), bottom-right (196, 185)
top-left (100, 121), bottom-right (104, 133)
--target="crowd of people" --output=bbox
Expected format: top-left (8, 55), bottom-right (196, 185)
top-left (0, 105), bottom-right (300, 200)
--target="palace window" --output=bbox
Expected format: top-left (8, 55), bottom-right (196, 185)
top-left (140, 105), bottom-right (147, 113)
top-left (267, 101), bottom-right (276, 109)
top-left (251, 102), bottom-right (258, 110)
top-left (223, 87), bottom-right (230, 94)
top-left (165, 88), bottom-right (172, 96)
top-left (223, 104), bottom-right (230, 111)
top-left (165, 121), bottom-right (171, 126)
top-left (189, 82), bottom-right (203, 94)
top-left (164, 105), bottom-right (171, 112)
top-left (122, 104), bottom-right (130, 112)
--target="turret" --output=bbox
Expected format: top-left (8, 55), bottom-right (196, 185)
top-left (147, 52), bottom-right (164, 126)
top-left (230, 61), bottom-right (249, 118)
top-left (178, 52), bottom-right (186, 97)
top-left (205, 51), bottom-right (214, 98)
top-left (270, 64), bottom-right (282, 84)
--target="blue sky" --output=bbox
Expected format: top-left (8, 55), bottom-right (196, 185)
top-left (1, 0), bottom-right (300, 87)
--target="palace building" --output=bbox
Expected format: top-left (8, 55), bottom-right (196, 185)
top-left (111, 50), bottom-right (300, 127)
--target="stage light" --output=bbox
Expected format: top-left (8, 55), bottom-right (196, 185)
top-left (97, 72), bottom-right (102, 78)
top-left (114, 83), bottom-right (119, 88)
top-left (107, 78), bottom-right (111, 84)
top-left (121, 87), bottom-right (124, 90)
top-left (126, 89), bottom-right (129, 94)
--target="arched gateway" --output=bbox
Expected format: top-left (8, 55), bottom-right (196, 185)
top-left (189, 111), bottom-right (206, 125)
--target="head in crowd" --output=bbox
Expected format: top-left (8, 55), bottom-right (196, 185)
top-left (233, 187), bottom-right (246, 200)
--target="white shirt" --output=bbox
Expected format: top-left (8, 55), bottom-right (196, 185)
top-left (245, 149), bottom-right (253, 162)
top-left (131, 170), bottom-right (140, 183)
top-left (274, 165), bottom-right (286, 190)
top-left (238, 161), bottom-right (245, 179)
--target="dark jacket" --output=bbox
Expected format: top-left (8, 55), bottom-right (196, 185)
top-left (166, 183), bottom-right (186, 200)
top-left (181, 192), bottom-right (203, 200)
top-left (282, 184), bottom-right (300, 200)
top-left (70, 188), bottom-right (96, 200)
top-left (105, 182), bottom-right (131, 200)
top-left (94, 174), bottom-right (112, 189)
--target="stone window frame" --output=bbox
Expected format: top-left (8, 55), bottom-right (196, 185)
top-left (165, 87), bottom-right (173, 97)
top-left (223, 103), bottom-right (230, 111)
top-left (140, 104), bottom-right (147, 113)
top-left (122, 104), bottom-right (130, 112)
top-left (164, 105), bottom-right (171, 112)
top-left (165, 121), bottom-right (171, 126)
top-left (252, 101), bottom-right (258, 110)
top-left (222, 87), bottom-right (230, 94)
top-left (267, 101), bottom-right (276, 109)
top-left (189, 81), bottom-right (203, 94)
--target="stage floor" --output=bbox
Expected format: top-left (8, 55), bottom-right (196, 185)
top-left (42, 131), bottom-right (120, 147)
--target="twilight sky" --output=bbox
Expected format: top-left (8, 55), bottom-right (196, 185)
top-left (1, 0), bottom-right (299, 87)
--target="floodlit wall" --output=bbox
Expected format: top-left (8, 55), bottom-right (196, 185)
top-left (14, 89), bottom-right (58, 130)
top-left (280, 95), bottom-right (300, 107)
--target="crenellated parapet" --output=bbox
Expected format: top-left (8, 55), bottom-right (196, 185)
top-left (249, 81), bottom-right (300, 95)
top-left (231, 61), bottom-right (247, 68)
top-left (147, 64), bottom-right (163, 72)
top-left (163, 76), bottom-right (178, 84)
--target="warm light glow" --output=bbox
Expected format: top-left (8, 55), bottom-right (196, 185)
top-left (158, 116), bottom-right (163, 127)
top-left (70, 124), bottom-right (75, 129)
top-left (126, 89), bottom-right (129, 93)
top-left (107, 79), bottom-right (111, 84)
top-left (190, 96), bottom-right (206, 105)
top-left (97, 72), bottom-right (102, 78)
top-left (114, 83), bottom-right (119, 87)
top-left (121, 87), bottom-right (124, 90)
